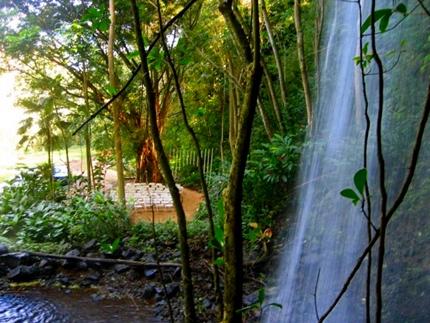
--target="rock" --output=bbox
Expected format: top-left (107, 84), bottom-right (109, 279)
top-left (126, 269), bottom-right (141, 281)
top-left (165, 282), bottom-right (180, 297)
top-left (90, 293), bottom-right (105, 302)
top-left (77, 261), bottom-right (88, 270)
top-left (38, 259), bottom-right (50, 268)
top-left (62, 249), bottom-right (81, 268)
top-left (113, 264), bottom-right (130, 274)
top-left (0, 252), bottom-right (32, 267)
top-left (144, 269), bottom-right (157, 279)
top-left (0, 244), bottom-right (9, 256)
top-left (172, 267), bottom-right (181, 279)
top-left (86, 252), bottom-right (104, 259)
top-left (82, 239), bottom-right (98, 252)
top-left (80, 271), bottom-right (101, 287)
top-left (133, 249), bottom-right (144, 260)
top-left (154, 300), bottom-right (167, 315)
top-left (65, 249), bottom-right (80, 257)
top-left (141, 283), bottom-right (156, 299)
top-left (7, 265), bottom-right (38, 281)
top-left (87, 271), bottom-right (102, 282)
top-left (121, 248), bottom-right (136, 259)
top-left (56, 274), bottom-right (71, 286)
top-left (37, 263), bottom-right (55, 277)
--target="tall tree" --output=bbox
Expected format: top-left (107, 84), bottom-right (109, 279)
top-left (294, 0), bottom-right (313, 126)
top-left (218, 0), bottom-right (263, 320)
top-left (130, 0), bottom-right (197, 321)
top-left (108, 0), bottom-right (126, 203)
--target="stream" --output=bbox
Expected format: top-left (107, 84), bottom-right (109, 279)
top-left (0, 288), bottom-right (159, 323)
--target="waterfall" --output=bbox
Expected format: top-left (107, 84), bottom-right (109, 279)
top-left (265, 1), bottom-right (430, 322)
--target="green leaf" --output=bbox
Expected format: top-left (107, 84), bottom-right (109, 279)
top-left (340, 188), bottom-right (360, 205)
top-left (267, 303), bottom-right (283, 309)
top-left (361, 9), bottom-right (392, 34)
top-left (353, 168), bottom-right (367, 196)
top-left (105, 84), bottom-right (118, 96)
top-left (379, 13), bottom-right (392, 33)
top-left (214, 225), bottom-right (224, 248)
top-left (395, 3), bottom-right (407, 15)
top-left (257, 288), bottom-right (265, 304)
top-left (214, 257), bottom-right (224, 267)
top-left (363, 42), bottom-right (369, 55)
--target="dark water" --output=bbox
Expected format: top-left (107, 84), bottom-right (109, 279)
top-left (0, 289), bottom-right (159, 323)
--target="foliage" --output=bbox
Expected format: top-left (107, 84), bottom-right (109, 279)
top-left (0, 166), bottom-right (130, 250)
top-left (243, 134), bottom-right (300, 226)
top-left (237, 288), bottom-right (282, 316)
top-left (340, 168), bottom-right (367, 206)
top-left (174, 164), bottom-right (201, 188)
top-left (67, 192), bottom-right (130, 244)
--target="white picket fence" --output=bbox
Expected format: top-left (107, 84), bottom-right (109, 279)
top-left (169, 148), bottom-right (215, 179)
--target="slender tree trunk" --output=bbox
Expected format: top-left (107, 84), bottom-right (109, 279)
top-left (108, 0), bottom-right (126, 203)
top-left (83, 67), bottom-right (94, 191)
top-left (294, 0), bottom-right (313, 126)
top-left (228, 60), bottom-right (238, 151)
top-left (220, 76), bottom-right (226, 173)
top-left (130, 1), bottom-right (197, 321)
top-left (219, 0), bottom-right (262, 321)
top-left (156, 2), bottom-right (223, 314)
top-left (261, 59), bottom-right (284, 133)
top-left (261, 0), bottom-right (287, 108)
top-left (257, 96), bottom-right (273, 139)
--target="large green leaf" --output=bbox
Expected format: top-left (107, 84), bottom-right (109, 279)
top-left (353, 168), bottom-right (367, 196)
top-left (340, 188), bottom-right (360, 205)
top-left (361, 9), bottom-right (392, 34)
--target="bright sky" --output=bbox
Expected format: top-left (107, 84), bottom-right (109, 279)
top-left (0, 72), bottom-right (24, 169)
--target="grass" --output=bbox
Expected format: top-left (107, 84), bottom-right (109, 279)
top-left (0, 145), bottom-right (85, 183)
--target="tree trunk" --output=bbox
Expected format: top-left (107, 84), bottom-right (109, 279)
top-left (83, 68), bottom-right (94, 190)
top-left (294, 0), bottom-right (313, 126)
top-left (228, 59), bottom-right (238, 152)
top-left (156, 1), bottom-right (223, 315)
top-left (130, 1), bottom-right (197, 321)
top-left (108, 0), bottom-right (126, 203)
top-left (219, 0), bottom-right (262, 321)
top-left (257, 96), bottom-right (273, 139)
top-left (261, 59), bottom-right (284, 133)
top-left (136, 137), bottom-right (162, 183)
top-left (261, 0), bottom-right (288, 109)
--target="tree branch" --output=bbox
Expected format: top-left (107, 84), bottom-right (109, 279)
top-left (72, 0), bottom-right (200, 135)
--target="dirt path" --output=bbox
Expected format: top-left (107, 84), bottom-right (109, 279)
top-left (66, 159), bottom-right (203, 223)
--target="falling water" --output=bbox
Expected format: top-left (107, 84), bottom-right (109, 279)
top-left (265, 1), bottom-right (430, 322)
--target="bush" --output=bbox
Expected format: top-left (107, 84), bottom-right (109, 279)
top-left (67, 192), bottom-right (131, 244)
top-left (0, 165), bottom-right (131, 250)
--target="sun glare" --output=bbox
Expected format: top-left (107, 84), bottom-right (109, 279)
top-left (0, 72), bottom-right (23, 171)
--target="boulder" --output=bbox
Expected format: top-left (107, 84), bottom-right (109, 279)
top-left (7, 265), bottom-right (38, 281)
top-left (65, 249), bottom-right (80, 257)
top-left (143, 268), bottom-right (158, 279)
top-left (113, 264), bottom-right (130, 274)
top-left (82, 239), bottom-right (98, 253)
top-left (0, 252), bottom-right (33, 267)
top-left (141, 283), bottom-right (156, 299)
top-left (165, 282), bottom-right (180, 297)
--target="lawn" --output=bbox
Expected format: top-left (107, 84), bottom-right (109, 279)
top-left (0, 146), bottom-right (85, 183)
